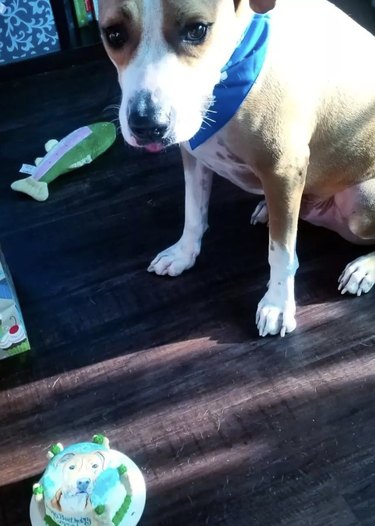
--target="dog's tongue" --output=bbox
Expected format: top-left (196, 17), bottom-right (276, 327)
top-left (144, 143), bottom-right (164, 153)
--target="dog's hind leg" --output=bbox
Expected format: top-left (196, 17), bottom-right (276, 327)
top-left (338, 252), bottom-right (375, 296)
top-left (335, 179), bottom-right (375, 295)
top-left (301, 178), bottom-right (375, 296)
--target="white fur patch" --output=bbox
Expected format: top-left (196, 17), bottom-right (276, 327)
top-left (118, 0), bottom-right (205, 144)
top-left (338, 253), bottom-right (375, 296)
top-left (256, 240), bottom-right (298, 337)
top-left (184, 136), bottom-right (264, 195)
top-left (118, 0), bottom-right (166, 144)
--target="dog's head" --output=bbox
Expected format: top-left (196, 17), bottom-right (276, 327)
top-left (57, 451), bottom-right (107, 498)
top-left (100, 0), bottom-right (275, 151)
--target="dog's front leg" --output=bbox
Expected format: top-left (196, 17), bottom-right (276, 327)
top-left (148, 148), bottom-right (213, 277)
top-left (256, 154), bottom-right (308, 337)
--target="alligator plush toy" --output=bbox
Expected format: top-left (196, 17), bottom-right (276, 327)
top-left (11, 122), bottom-right (117, 202)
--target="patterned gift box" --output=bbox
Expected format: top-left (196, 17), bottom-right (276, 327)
top-left (0, 0), bottom-right (60, 65)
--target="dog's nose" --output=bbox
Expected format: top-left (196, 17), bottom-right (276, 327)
top-left (128, 91), bottom-right (170, 143)
top-left (128, 112), bottom-right (169, 143)
top-left (77, 478), bottom-right (90, 492)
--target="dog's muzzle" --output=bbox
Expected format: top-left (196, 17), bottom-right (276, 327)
top-left (127, 90), bottom-right (172, 149)
top-left (76, 478), bottom-right (91, 493)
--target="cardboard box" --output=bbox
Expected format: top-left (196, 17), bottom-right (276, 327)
top-left (0, 251), bottom-right (30, 359)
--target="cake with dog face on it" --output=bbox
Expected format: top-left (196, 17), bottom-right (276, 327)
top-left (30, 435), bottom-right (146, 526)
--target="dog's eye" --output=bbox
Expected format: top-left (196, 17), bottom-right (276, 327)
top-left (104, 27), bottom-right (128, 49)
top-left (92, 464), bottom-right (99, 469)
top-left (182, 23), bottom-right (208, 44)
top-left (69, 465), bottom-right (76, 470)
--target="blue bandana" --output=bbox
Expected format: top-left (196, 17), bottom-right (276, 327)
top-left (189, 13), bottom-right (270, 150)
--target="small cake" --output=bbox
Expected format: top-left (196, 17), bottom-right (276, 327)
top-left (30, 435), bottom-right (146, 526)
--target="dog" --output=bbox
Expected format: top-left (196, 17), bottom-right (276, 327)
top-left (99, 0), bottom-right (375, 337)
top-left (51, 451), bottom-right (106, 513)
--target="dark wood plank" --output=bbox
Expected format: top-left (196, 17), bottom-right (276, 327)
top-left (0, 2), bottom-right (374, 526)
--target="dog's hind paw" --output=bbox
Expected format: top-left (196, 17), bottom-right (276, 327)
top-left (338, 253), bottom-right (375, 296)
top-left (250, 200), bottom-right (269, 226)
top-left (256, 295), bottom-right (296, 337)
top-left (148, 241), bottom-right (199, 277)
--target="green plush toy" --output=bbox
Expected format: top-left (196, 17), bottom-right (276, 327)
top-left (11, 122), bottom-right (117, 202)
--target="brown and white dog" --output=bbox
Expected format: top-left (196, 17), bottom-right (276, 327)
top-left (51, 451), bottom-right (106, 513)
top-left (99, 0), bottom-right (375, 336)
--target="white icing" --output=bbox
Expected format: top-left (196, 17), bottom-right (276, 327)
top-left (45, 504), bottom-right (92, 526)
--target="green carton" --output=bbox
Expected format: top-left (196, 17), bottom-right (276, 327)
top-left (0, 251), bottom-right (30, 359)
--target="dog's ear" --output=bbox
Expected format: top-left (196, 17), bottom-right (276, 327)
top-left (249, 0), bottom-right (276, 13)
top-left (51, 489), bottom-right (63, 511)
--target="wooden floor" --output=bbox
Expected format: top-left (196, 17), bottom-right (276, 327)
top-left (0, 2), bottom-right (374, 525)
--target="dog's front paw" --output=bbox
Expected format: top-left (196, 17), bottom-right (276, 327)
top-left (148, 242), bottom-right (199, 277)
top-left (256, 293), bottom-right (296, 337)
top-left (338, 254), bottom-right (375, 296)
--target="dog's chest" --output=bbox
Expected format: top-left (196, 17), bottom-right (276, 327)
top-left (60, 493), bottom-right (88, 512)
top-left (186, 135), bottom-right (263, 195)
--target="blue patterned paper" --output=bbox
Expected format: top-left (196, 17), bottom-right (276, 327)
top-left (0, 0), bottom-right (60, 65)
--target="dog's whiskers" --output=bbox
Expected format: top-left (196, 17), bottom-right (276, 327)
top-left (108, 116), bottom-right (122, 134)
top-left (200, 95), bottom-right (217, 128)
top-left (104, 103), bottom-right (121, 112)
top-left (204, 116), bottom-right (216, 124)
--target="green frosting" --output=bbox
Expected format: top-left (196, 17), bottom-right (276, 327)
top-left (112, 496), bottom-right (132, 526)
top-left (117, 464), bottom-right (127, 476)
top-left (95, 496), bottom-right (132, 525)
top-left (44, 515), bottom-right (59, 526)
top-left (49, 444), bottom-right (63, 457)
top-left (92, 434), bottom-right (106, 445)
top-left (95, 504), bottom-right (106, 516)
top-left (33, 485), bottom-right (44, 496)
